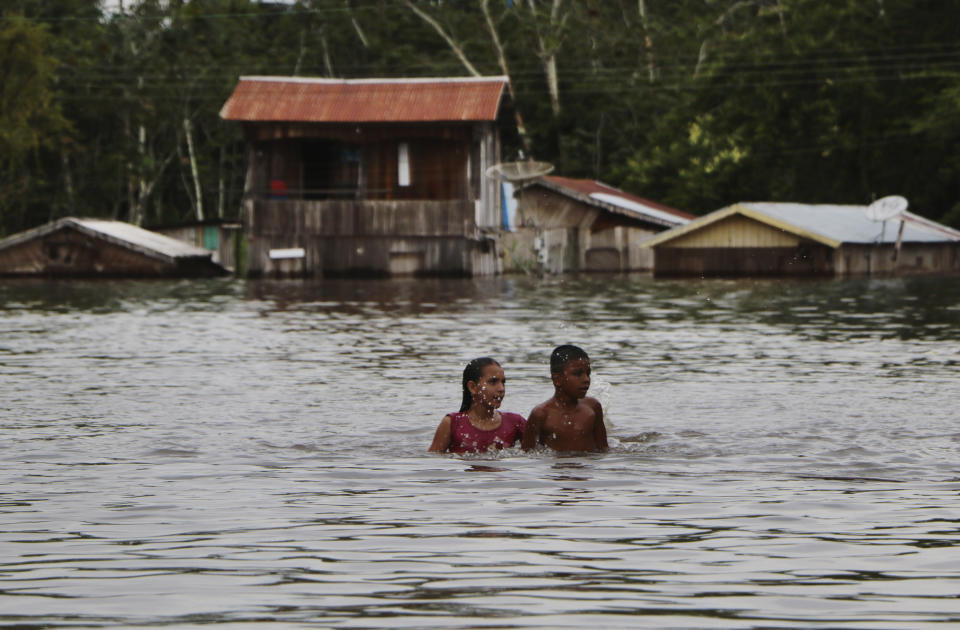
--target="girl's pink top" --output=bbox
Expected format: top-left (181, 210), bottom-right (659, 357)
top-left (448, 412), bottom-right (527, 454)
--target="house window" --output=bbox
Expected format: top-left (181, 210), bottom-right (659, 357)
top-left (398, 142), bottom-right (411, 187)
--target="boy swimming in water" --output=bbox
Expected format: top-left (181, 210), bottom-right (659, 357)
top-left (522, 344), bottom-right (608, 453)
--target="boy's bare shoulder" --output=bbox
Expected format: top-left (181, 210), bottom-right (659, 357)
top-left (583, 396), bottom-right (603, 412)
top-left (529, 398), bottom-right (557, 418)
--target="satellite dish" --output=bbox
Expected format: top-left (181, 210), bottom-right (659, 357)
top-left (485, 160), bottom-right (554, 182)
top-left (865, 195), bottom-right (908, 222)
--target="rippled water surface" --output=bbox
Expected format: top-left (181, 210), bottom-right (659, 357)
top-left (2, 274), bottom-right (959, 628)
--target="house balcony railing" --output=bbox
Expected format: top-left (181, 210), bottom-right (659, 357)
top-left (244, 196), bottom-right (480, 239)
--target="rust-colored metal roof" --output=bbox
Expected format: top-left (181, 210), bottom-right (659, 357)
top-left (220, 76), bottom-right (510, 123)
top-left (539, 176), bottom-right (696, 223)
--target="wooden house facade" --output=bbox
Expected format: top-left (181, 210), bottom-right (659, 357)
top-left (220, 76), bottom-right (516, 277)
top-left (0, 218), bottom-right (226, 278)
top-left (504, 176), bottom-right (693, 273)
top-left (643, 202), bottom-right (960, 277)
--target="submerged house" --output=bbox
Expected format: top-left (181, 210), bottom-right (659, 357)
top-left (151, 220), bottom-right (243, 273)
top-left (220, 75), bottom-right (516, 277)
top-left (0, 217), bottom-right (226, 277)
top-left (642, 202), bottom-right (960, 277)
top-left (504, 176), bottom-right (693, 273)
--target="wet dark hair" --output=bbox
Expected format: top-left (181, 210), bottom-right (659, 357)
top-left (460, 357), bottom-right (500, 412)
top-left (550, 344), bottom-right (589, 374)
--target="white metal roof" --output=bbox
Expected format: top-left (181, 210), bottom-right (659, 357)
top-left (590, 192), bottom-right (691, 227)
top-left (642, 202), bottom-right (960, 248)
top-left (0, 217), bottom-right (212, 262)
top-left (74, 219), bottom-right (213, 259)
top-left (741, 202), bottom-right (960, 245)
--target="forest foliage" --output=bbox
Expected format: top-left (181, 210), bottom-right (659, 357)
top-left (2, 0), bottom-right (960, 236)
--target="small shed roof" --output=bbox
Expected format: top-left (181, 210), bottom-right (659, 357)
top-left (533, 176), bottom-right (693, 228)
top-left (0, 217), bottom-right (214, 263)
top-left (642, 202), bottom-right (960, 248)
top-left (220, 76), bottom-right (511, 123)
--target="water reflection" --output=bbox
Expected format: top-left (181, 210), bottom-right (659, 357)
top-left (1, 274), bottom-right (959, 628)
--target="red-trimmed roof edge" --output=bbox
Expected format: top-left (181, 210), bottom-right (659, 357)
top-left (537, 175), bottom-right (695, 220)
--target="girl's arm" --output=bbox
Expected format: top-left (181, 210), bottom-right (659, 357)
top-left (521, 407), bottom-right (545, 451)
top-left (428, 415), bottom-right (453, 452)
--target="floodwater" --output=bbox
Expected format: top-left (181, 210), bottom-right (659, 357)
top-left (2, 274), bottom-right (959, 629)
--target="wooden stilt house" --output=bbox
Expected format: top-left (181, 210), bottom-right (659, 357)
top-left (220, 76), bottom-right (517, 277)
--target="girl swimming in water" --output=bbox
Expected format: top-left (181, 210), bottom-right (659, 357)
top-left (428, 357), bottom-right (526, 454)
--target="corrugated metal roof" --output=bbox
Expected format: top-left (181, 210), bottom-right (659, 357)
top-left (590, 193), bottom-right (692, 226)
top-left (0, 217), bottom-right (213, 262)
top-left (72, 219), bottom-right (213, 260)
top-left (535, 176), bottom-right (693, 227)
top-left (642, 202), bottom-right (960, 248)
top-left (220, 76), bottom-right (510, 123)
top-left (743, 202), bottom-right (960, 244)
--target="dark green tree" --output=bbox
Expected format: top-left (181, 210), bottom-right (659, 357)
top-left (0, 14), bottom-right (70, 235)
top-left (4, 0), bottom-right (960, 233)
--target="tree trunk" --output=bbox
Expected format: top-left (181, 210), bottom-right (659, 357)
top-left (594, 112), bottom-right (605, 178)
top-left (183, 116), bottom-right (204, 222)
top-left (695, 1), bottom-right (755, 78)
top-left (320, 29), bottom-right (335, 77)
top-left (526, 0), bottom-right (565, 117)
top-left (776, 0), bottom-right (788, 37)
top-left (294, 29), bottom-right (306, 76)
top-left (347, 1), bottom-right (369, 48)
top-left (405, 0), bottom-right (481, 77)
top-left (481, 0), bottom-right (511, 79)
top-left (129, 122), bottom-right (148, 226)
top-left (694, 40), bottom-right (708, 79)
top-left (480, 0), bottom-right (530, 152)
top-left (217, 143), bottom-right (225, 219)
top-left (544, 54), bottom-right (560, 116)
top-left (60, 148), bottom-right (76, 217)
top-left (638, 0), bottom-right (656, 83)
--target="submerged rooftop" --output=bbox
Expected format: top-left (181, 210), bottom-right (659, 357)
top-left (643, 202), bottom-right (960, 248)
